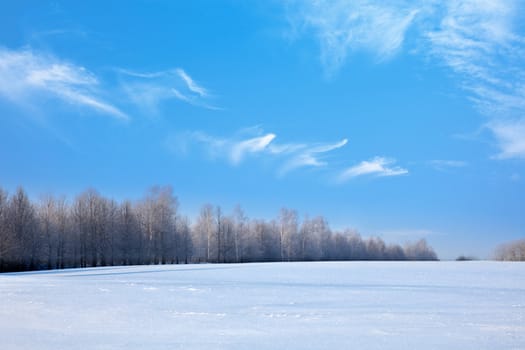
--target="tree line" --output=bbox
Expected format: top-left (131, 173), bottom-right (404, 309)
top-left (494, 239), bottom-right (525, 261)
top-left (0, 185), bottom-right (438, 272)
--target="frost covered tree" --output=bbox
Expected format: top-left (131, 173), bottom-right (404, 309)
top-left (193, 204), bottom-right (215, 262)
top-left (0, 185), bottom-right (440, 272)
top-left (0, 188), bottom-right (12, 271)
top-left (495, 239), bottom-right (525, 261)
top-left (232, 205), bottom-right (247, 263)
top-left (299, 216), bottom-right (322, 261)
top-left (366, 237), bottom-right (386, 260)
top-left (72, 189), bottom-right (102, 267)
top-left (404, 239), bottom-right (438, 261)
top-left (37, 195), bottom-right (59, 269)
top-left (278, 208), bottom-right (298, 261)
top-left (117, 200), bottom-right (141, 265)
top-left (53, 196), bottom-right (70, 269)
top-left (135, 186), bottom-right (179, 264)
top-left (6, 188), bottom-right (38, 270)
top-left (215, 205), bottom-right (223, 263)
top-left (177, 216), bottom-right (192, 264)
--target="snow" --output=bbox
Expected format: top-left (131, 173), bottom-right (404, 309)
top-left (1, 261), bottom-right (524, 349)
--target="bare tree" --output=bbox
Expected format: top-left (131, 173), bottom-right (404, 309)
top-left (177, 216), bottom-right (192, 264)
top-left (232, 205), bottom-right (247, 263)
top-left (299, 216), bottom-right (322, 261)
top-left (216, 206), bottom-right (223, 263)
top-left (495, 239), bottom-right (525, 261)
top-left (347, 230), bottom-right (366, 259)
top-left (7, 188), bottom-right (38, 270)
top-left (221, 216), bottom-right (236, 263)
top-left (278, 208), bottom-right (298, 261)
top-left (385, 244), bottom-right (406, 260)
top-left (405, 239), bottom-right (438, 261)
top-left (193, 204), bottom-right (215, 262)
top-left (315, 216), bottom-right (333, 260)
top-left (0, 188), bottom-right (12, 271)
top-left (72, 189), bottom-right (104, 267)
top-left (0, 184), bottom-right (441, 272)
top-left (366, 237), bottom-right (386, 260)
top-left (37, 195), bottom-right (58, 269)
top-left (54, 196), bottom-right (70, 269)
top-left (135, 194), bottom-right (155, 264)
top-left (118, 200), bottom-right (141, 265)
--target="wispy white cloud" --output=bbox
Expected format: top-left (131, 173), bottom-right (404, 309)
top-left (231, 134), bottom-right (276, 164)
top-left (339, 157), bottom-right (408, 181)
top-left (287, 0), bottom-right (522, 97)
top-left (487, 119), bottom-right (525, 160)
top-left (287, 0), bottom-right (421, 74)
top-left (429, 159), bottom-right (468, 171)
top-left (424, 1), bottom-right (525, 159)
top-left (173, 130), bottom-right (276, 165)
top-left (171, 88), bottom-right (193, 104)
top-left (175, 68), bottom-right (208, 97)
top-left (119, 68), bottom-right (219, 112)
top-left (432, 1), bottom-right (525, 160)
top-left (267, 142), bottom-right (307, 155)
top-left (0, 47), bottom-right (220, 122)
top-left (186, 131), bottom-right (227, 152)
top-left (0, 47), bottom-right (128, 120)
top-left (172, 129), bottom-right (409, 183)
top-left (116, 68), bottom-right (166, 79)
top-left (171, 127), bottom-right (349, 174)
top-left (286, 1), bottom-right (525, 160)
top-left (426, 1), bottom-right (519, 76)
top-left (426, 2), bottom-right (524, 106)
top-left (279, 138), bottom-right (348, 174)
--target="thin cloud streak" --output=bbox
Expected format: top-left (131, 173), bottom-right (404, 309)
top-left (58, 89), bottom-right (128, 120)
top-left (172, 128), bottom-right (349, 175)
top-left (279, 138), bottom-right (348, 174)
top-left (174, 129), bottom-right (408, 183)
top-left (172, 88), bottom-right (194, 104)
top-left (429, 160), bottom-right (468, 171)
top-left (0, 47), bottom-right (128, 120)
top-left (120, 68), bottom-right (220, 111)
top-left (176, 68), bottom-right (208, 97)
top-left (174, 131), bottom-right (276, 165)
top-left (339, 157), bottom-right (408, 181)
top-left (231, 133), bottom-right (276, 164)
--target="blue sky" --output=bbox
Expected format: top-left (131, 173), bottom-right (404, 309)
top-left (1, 1), bottom-right (524, 259)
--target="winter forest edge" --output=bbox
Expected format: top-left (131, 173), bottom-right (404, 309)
top-left (2, 185), bottom-right (442, 272)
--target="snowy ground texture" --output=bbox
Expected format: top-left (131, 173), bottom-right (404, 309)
top-left (1, 262), bottom-right (525, 350)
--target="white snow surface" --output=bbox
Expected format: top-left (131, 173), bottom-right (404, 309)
top-left (1, 261), bottom-right (524, 349)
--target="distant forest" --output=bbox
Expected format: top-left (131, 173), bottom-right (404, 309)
top-left (0, 186), bottom-right (438, 272)
top-left (494, 239), bottom-right (525, 261)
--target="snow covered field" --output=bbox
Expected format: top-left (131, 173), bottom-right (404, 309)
top-left (1, 262), bottom-right (524, 349)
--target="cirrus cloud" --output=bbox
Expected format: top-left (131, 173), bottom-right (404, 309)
top-left (285, 0), bottom-right (525, 160)
top-left (287, 0), bottom-right (420, 75)
top-left (119, 68), bottom-right (220, 113)
top-left (168, 127), bottom-right (349, 176)
top-left (338, 157), bottom-right (408, 182)
top-left (0, 46), bottom-right (128, 120)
